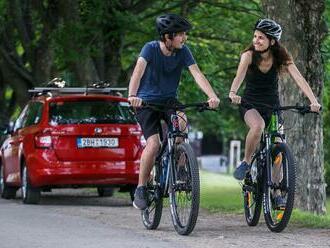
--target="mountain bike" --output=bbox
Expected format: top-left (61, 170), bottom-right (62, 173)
top-left (233, 99), bottom-right (320, 232)
top-left (140, 101), bottom-right (214, 235)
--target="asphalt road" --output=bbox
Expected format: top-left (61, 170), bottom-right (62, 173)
top-left (0, 191), bottom-right (180, 248)
top-left (0, 189), bottom-right (329, 248)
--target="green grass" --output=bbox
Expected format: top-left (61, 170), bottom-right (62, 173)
top-left (200, 170), bottom-right (330, 228)
top-left (200, 170), bottom-right (243, 213)
top-left (290, 209), bottom-right (330, 228)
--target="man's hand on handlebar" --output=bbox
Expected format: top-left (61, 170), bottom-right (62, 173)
top-left (207, 96), bottom-right (220, 109)
top-left (128, 96), bottom-right (143, 107)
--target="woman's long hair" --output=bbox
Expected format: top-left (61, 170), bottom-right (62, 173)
top-left (243, 40), bottom-right (292, 73)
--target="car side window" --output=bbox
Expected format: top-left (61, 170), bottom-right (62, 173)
top-left (23, 102), bottom-right (43, 127)
top-left (13, 105), bottom-right (29, 132)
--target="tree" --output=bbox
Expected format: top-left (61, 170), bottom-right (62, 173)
top-left (262, 0), bottom-right (327, 214)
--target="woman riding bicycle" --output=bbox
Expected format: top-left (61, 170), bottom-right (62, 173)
top-left (128, 13), bottom-right (219, 210)
top-left (228, 19), bottom-right (321, 206)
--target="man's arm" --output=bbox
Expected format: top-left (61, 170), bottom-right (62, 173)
top-left (128, 57), bottom-right (147, 107)
top-left (188, 64), bottom-right (220, 108)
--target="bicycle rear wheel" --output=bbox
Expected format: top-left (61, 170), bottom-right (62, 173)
top-left (243, 157), bottom-right (263, 226)
top-left (264, 143), bottom-right (295, 232)
top-left (169, 143), bottom-right (199, 235)
top-left (141, 161), bottom-right (163, 230)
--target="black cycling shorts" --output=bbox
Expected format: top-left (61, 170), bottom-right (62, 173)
top-left (239, 105), bottom-right (272, 127)
top-left (135, 107), bottom-right (174, 140)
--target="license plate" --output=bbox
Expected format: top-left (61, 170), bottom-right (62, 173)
top-left (77, 137), bottom-right (119, 148)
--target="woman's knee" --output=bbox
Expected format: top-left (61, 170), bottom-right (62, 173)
top-left (249, 121), bottom-right (265, 133)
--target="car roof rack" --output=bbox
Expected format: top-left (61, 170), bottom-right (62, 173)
top-left (28, 87), bottom-right (127, 98)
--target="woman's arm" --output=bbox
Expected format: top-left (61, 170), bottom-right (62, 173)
top-left (228, 51), bottom-right (252, 104)
top-left (287, 62), bottom-right (321, 112)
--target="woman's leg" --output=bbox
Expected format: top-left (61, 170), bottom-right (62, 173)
top-left (243, 109), bottom-right (265, 164)
top-left (234, 109), bottom-right (265, 180)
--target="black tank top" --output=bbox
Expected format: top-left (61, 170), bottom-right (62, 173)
top-left (243, 61), bottom-right (279, 108)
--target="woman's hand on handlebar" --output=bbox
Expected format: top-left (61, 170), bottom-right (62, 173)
top-left (228, 91), bottom-right (241, 105)
top-left (128, 96), bottom-right (143, 107)
top-left (309, 101), bottom-right (321, 113)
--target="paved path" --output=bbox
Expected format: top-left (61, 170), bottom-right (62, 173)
top-left (0, 189), bottom-right (329, 248)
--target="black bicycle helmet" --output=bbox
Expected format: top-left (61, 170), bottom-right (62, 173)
top-left (156, 13), bottom-right (192, 35)
top-left (255, 19), bottom-right (282, 41)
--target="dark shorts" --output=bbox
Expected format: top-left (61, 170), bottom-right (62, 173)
top-left (135, 108), bottom-right (172, 140)
top-left (135, 99), bottom-right (181, 140)
top-left (239, 105), bottom-right (272, 127)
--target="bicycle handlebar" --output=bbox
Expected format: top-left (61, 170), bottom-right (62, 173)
top-left (141, 101), bottom-right (216, 112)
top-left (228, 97), bottom-right (322, 115)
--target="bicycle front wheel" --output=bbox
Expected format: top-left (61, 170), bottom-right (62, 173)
top-left (169, 143), bottom-right (199, 235)
top-left (263, 142), bottom-right (295, 232)
top-left (141, 162), bottom-right (163, 230)
top-left (243, 157), bottom-right (262, 226)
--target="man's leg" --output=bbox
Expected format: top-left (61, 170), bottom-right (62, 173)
top-left (138, 134), bottom-right (161, 186)
top-left (133, 107), bottom-right (161, 210)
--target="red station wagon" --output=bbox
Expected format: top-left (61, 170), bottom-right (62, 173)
top-left (0, 87), bottom-right (143, 204)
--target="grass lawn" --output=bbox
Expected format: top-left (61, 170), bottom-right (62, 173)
top-left (200, 170), bottom-right (243, 213)
top-left (200, 170), bottom-right (330, 228)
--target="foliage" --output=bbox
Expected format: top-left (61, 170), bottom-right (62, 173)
top-left (119, 1), bottom-right (262, 149)
top-left (0, 0), bottom-right (264, 138)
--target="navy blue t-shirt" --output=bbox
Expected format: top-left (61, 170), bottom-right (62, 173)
top-left (137, 41), bottom-right (196, 101)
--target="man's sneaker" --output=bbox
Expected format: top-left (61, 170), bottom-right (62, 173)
top-left (133, 186), bottom-right (148, 210)
top-left (274, 195), bottom-right (287, 209)
top-left (233, 161), bottom-right (251, 180)
top-left (176, 166), bottom-right (187, 183)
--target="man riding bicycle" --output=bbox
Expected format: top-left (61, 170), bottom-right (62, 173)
top-left (128, 13), bottom-right (220, 210)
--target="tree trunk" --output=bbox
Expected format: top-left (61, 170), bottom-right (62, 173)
top-left (262, 0), bottom-right (327, 214)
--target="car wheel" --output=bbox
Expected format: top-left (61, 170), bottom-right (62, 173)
top-left (21, 163), bottom-right (41, 204)
top-left (97, 187), bottom-right (114, 197)
top-left (0, 163), bottom-right (17, 199)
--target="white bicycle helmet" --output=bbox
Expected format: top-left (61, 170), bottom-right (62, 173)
top-left (255, 19), bottom-right (282, 41)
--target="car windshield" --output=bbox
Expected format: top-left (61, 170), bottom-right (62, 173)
top-left (49, 100), bottom-right (136, 125)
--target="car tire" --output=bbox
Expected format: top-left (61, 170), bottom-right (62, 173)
top-left (97, 187), bottom-right (114, 197)
top-left (0, 164), bottom-right (17, 199)
top-left (21, 163), bottom-right (41, 204)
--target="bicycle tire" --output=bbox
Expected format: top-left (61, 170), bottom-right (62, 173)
top-left (141, 161), bottom-right (163, 230)
top-left (169, 143), bottom-right (199, 235)
top-left (243, 157), bottom-right (263, 226)
top-left (263, 143), bottom-right (295, 232)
